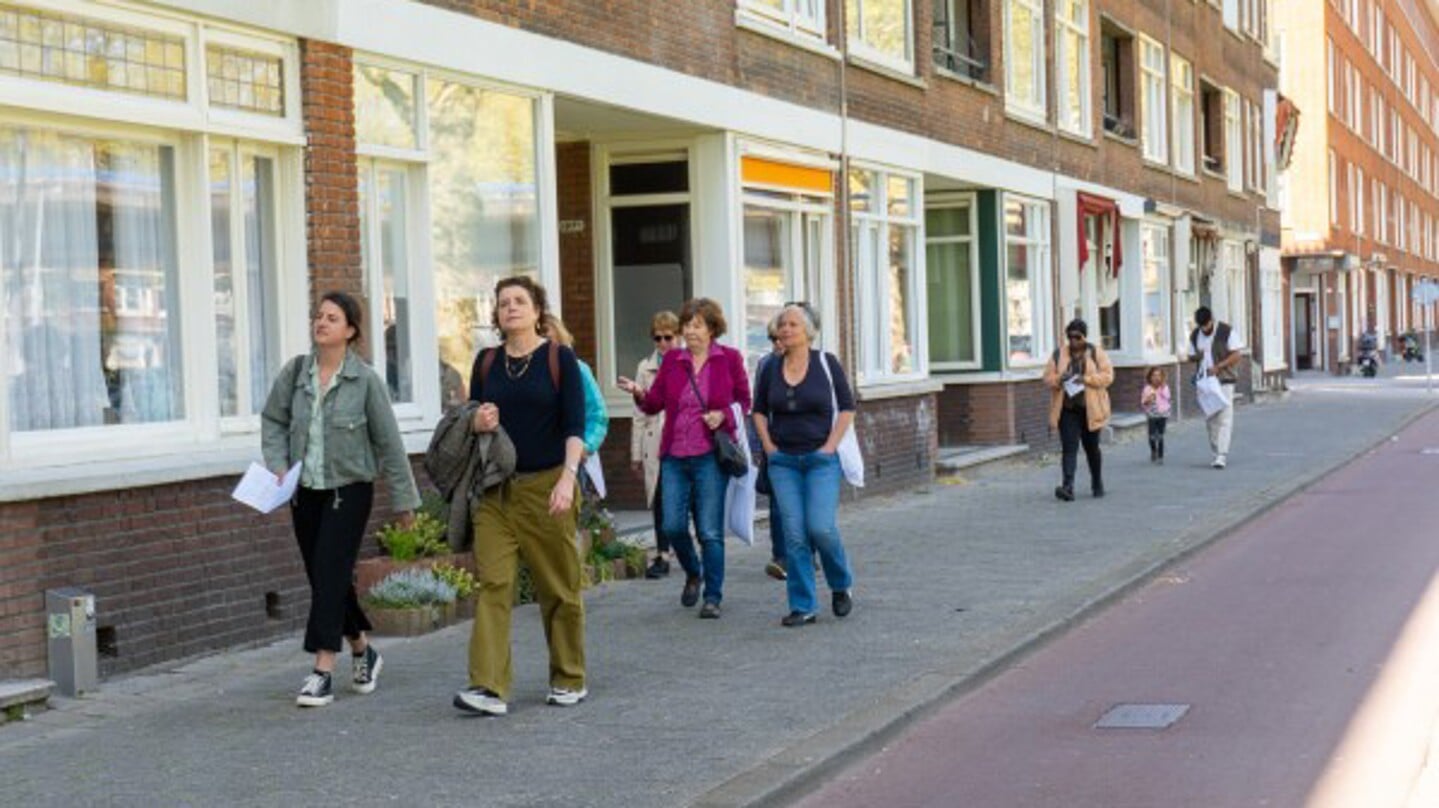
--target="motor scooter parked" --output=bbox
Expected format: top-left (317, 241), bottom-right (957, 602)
top-left (1357, 332), bottom-right (1380, 378)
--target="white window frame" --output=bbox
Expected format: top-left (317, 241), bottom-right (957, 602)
top-left (1225, 88), bottom-right (1243, 192)
top-left (1001, 193), bottom-right (1054, 369)
top-left (737, 0), bottom-right (828, 42)
top-left (1004, 0), bottom-right (1047, 121)
top-left (356, 157), bottom-right (428, 422)
top-left (925, 193), bottom-right (983, 370)
top-left (0, 6), bottom-right (307, 484)
top-left (1329, 149), bottom-right (1339, 227)
top-left (851, 163), bottom-right (927, 385)
top-left (1054, 0), bottom-right (1091, 137)
top-left (1171, 53), bottom-right (1195, 175)
top-left (1140, 221), bottom-right (1172, 357)
top-left (847, 0), bottom-right (916, 74)
top-left (1355, 165), bottom-right (1364, 235)
top-left (1139, 35), bottom-right (1167, 164)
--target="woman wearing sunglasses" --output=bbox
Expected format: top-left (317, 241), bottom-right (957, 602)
top-left (630, 311), bottom-right (685, 579)
top-left (1043, 318), bottom-right (1113, 501)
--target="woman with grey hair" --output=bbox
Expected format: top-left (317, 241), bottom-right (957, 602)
top-left (751, 302), bottom-right (856, 627)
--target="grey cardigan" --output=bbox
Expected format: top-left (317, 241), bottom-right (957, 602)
top-left (261, 351), bottom-right (421, 511)
top-left (1190, 322), bottom-right (1238, 385)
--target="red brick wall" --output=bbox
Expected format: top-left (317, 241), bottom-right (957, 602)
top-left (556, 141), bottom-right (597, 366)
top-left (301, 40), bottom-right (364, 351)
top-left (854, 394), bottom-right (937, 496)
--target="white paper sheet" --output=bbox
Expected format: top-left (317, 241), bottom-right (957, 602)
top-left (231, 461), bottom-right (301, 514)
top-left (1062, 376), bottom-right (1086, 398)
top-left (582, 453), bottom-right (607, 500)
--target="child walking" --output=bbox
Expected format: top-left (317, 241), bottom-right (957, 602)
top-left (1141, 367), bottom-right (1172, 464)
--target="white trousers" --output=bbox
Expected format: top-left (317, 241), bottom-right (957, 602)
top-left (1205, 384), bottom-right (1234, 457)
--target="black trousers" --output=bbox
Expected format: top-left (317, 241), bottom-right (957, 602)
top-left (1059, 408), bottom-right (1103, 489)
top-left (292, 482), bottom-right (374, 654)
top-left (1147, 416), bottom-right (1168, 457)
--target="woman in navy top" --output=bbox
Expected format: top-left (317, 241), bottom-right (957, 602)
top-left (752, 303), bottom-right (856, 627)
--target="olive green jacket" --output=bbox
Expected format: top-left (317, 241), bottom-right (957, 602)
top-left (261, 351), bottom-right (421, 511)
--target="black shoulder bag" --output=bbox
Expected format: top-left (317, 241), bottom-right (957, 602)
top-left (686, 367), bottom-right (749, 478)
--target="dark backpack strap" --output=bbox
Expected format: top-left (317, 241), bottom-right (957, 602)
top-left (477, 348), bottom-right (496, 400)
top-left (548, 340), bottom-right (560, 391)
top-left (479, 343), bottom-right (561, 397)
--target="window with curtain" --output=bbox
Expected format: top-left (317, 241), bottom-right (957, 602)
top-left (1004, 0), bottom-right (1045, 118)
top-left (845, 0), bottom-right (914, 70)
top-left (926, 200), bottom-right (979, 367)
top-left (426, 79), bottom-right (539, 394)
top-left (211, 144), bottom-right (280, 418)
top-left (1055, 0), bottom-right (1089, 136)
top-left (1, 127), bottom-right (182, 431)
top-left (1003, 194), bottom-right (1051, 365)
top-left (851, 167), bottom-right (923, 380)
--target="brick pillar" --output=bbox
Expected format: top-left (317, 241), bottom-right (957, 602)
top-left (556, 141), bottom-right (596, 366)
top-left (300, 40), bottom-right (365, 355)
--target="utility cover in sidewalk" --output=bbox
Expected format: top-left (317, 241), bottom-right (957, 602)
top-left (1094, 703), bottom-right (1190, 729)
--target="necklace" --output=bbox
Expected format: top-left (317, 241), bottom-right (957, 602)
top-left (504, 349), bottom-right (534, 380)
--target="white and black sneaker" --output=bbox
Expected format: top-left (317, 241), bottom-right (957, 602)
top-left (351, 645), bottom-right (382, 695)
top-left (453, 687), bottom-right (508, 716)
top-left (296, 671), bottom-right (333, 708)
top-left (546, 686), bottom-right (588, 706)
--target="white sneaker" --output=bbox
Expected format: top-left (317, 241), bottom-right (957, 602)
top-left (546, 686), bottom-right (588, 706)
top-left (296, 672), bottom-right (333, 708)
top-left (454, 687), bottom-right (508, 716)
top-left (1213, 454), bottom-right (1227, 469)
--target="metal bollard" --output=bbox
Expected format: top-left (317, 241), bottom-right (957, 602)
top-left (46, 588), bottom-right (98, 697)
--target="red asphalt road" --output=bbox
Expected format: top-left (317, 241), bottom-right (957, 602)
top-left (797, 409), bottom-right (1439, 808)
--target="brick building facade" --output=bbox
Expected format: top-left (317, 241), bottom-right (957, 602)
top-left (0, 0), bottom-right (1281, 680)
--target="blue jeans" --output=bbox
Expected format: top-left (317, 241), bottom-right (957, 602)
top-left (767, 450), bottom-right (853, 615)
top-left (661, 454), bottom-right (728, 604)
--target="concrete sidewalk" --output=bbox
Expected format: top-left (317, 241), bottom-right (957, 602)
top-left (1, 380), bottom-right (1433, 808)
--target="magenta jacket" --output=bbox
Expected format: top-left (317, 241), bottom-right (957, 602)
top-left (636, 344), bottom-right (752, 459)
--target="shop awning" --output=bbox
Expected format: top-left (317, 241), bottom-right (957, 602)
top-left (1077, 191), bottom-right (1122, 276)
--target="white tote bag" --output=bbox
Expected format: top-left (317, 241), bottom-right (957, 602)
top-left (1195, 374), bottom-right (1230, 417)
top-left (818, 352), bottom-right (865, 488)
top-left (723, 402), bottom-right (757, 545)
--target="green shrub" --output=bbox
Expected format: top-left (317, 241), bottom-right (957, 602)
top-left (431, 561), bottom-right (476, 600)
top-left (377, 512), bottom-right (448, 561)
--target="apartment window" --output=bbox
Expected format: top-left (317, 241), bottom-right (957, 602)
top-left (1326, 37), bottom-right (1335, 117)
top-left (354, 64), bottom-right (418, 150)
top-left (211, 144), bottom-right (281, 418)
top-left (738, 0), bottom-right (826, 39)
top-left (1002, 194), bottom-right (1053, 365)
top-left (1247, 99), bottom-right (1264, 192)
top-left (0, 6), bottom-right (302, 480)
top-left (851, 167), bottom-right (924, 381)
top-left (1221, 240), bottom-right (1247, 346)
top-left (1389, 24), bottom-right (1398, 76)
top-left (933, 0), bottom-right (989, 80)
top-left (206, 46), bottom-right (284, 117)
top-left (1100, 20), bottom-right (1135, 138)
top-left (1347, 63), bottom-right (1360, 130)
top-left (1139, 36), bottom-right (1166, 163)
top-left (1141, 223), bottom-right (1170, 355)
top-left (1371, 5), bottom-right (1382, 54)
top-left (1396, 193), bottom-right (1405, 251)
top-left (1389, 108), bottom-right (1399, 161)
top-left (358, 161), bottom-right (417, 406)
top-left (1329, 149), bottom-right (1339, 227)
top-left (1375, 179), bottom-right (1387, 243)
top-left (1055, 0), bottom-right (1090, 136)
top-left (1406, 51), bottom-right (1415, 100)
top-left (1201, 80), bottom-right (1224, 174)
top-left (1223, 0), bottom-right (1238, 31)
top-left (1171, 53), bottom-right (1195, 174)
top-left (1225, 89), bottom-right (1242, 192)
top-left (1348, 162), bottom-right (1359, 233)
top-left (846, 0), bottom-right (914, 72)
top-left (925, 196), bottom-right (981, 367)
top-left (1004, 0), bottom-right (1046, 119)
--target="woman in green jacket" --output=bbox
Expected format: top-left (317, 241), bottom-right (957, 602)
top-left (261, 291), bottom-right (420, 708)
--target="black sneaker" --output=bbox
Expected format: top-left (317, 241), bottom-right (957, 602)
top-left (1092, 482), bottom-right (1105, 498)
top-left (832, 590), bottom-right (853, 618)
top-left (681, 575), bottom-right (701, 608)
top-left (781, 611), bottom-right (816, 627)
top-left (698, 601), bottom-right (721, 619)
top-left (645, 557), bottom-right (671, 579)
top-left (296, 671), bottom-right (333, 708)
top-left (453, 687), bottom-right (508, 716)
top-left (351, 645), bottom-right (382, 694)
top-left (1054, 485), bottom-right (1075, 502)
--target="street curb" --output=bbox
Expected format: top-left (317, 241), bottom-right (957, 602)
top-left (692, 399), bottom-right (1439, 808)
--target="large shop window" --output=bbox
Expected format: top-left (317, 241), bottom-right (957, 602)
top-left (925, 196), bottom-right (980, 368)
top-left (210, 143), bottom-right (280, 419)
top-left (1140, 223), bottom-right (1170, 355)
top-left (851, 166), bottom-right (923, 382)
top-left (845, 0), bottom-right (914, 71)
top-left (1004, 0), bottom-right (1045, 120)
top-left (1003, 194), bottom-right (1052, 366)
top-left (3, 129), bottom-right (181, 431)
top-left (354, 63), bottom-right (543, 413)
top-left (0, 5), bottom-right (302, 479)
top-left (740, 155), bottom-right (833, 365)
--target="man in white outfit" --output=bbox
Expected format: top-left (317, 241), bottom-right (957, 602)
top-left (1189, 306), bottom-right (1243, 468)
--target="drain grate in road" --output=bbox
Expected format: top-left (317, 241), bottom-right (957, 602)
top-left (1094, 703), bottom-right (1190, 730)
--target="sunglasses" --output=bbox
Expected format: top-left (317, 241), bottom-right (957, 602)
top-left (652, 334), bottom-right (677, 343)
top-left (1067, 333), bottom-right (1085, 341)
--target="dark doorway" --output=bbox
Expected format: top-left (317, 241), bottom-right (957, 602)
top-left (1295, 292), bottom-right (1315, 370)
top-left (610, 202), bottom-right (690, 383)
